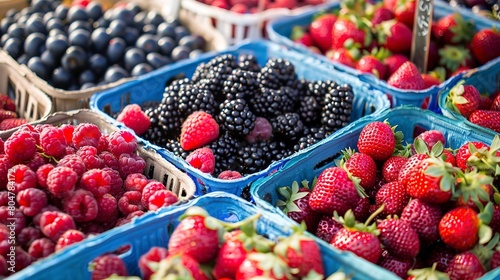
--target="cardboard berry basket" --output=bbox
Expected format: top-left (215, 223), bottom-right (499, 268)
top-left (438, 59), bottom-right (500, 135)
top-left (89, 39), bottom-right (390, 198)
top-left (250, 105), bottom-right (500, 279)
top-left (266, 0), bottom-right (500, 111)
top-left (7, 191), bottom-right (399, 280)
top-left (0, 59), bottom-right (52, 128)
top-left (0, 1), bottom-right (227, 112)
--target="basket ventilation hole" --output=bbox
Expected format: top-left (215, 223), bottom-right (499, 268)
top-left (314, 152), bottom-right (341, 170)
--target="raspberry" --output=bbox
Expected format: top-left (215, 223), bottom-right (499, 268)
top-left (0, 109), bottom-right (16, 122)
top-left (77, 146), bottom-right (103, 170)
top-left (47, 166), bottom-right (78, 197)
top-left (25, 153), bottom-right (48, 172)
top-left (17, 188), bottom-right (48, 217)
top-left (80, 169), bottom-right (111, 197)
top-left (90, 254), bottom-right (128, 280)
top-left (36, 164), bottom-right (55, 189)
top-left (39, 211), bottom-right (76, 241)
top-left (55, 229), bottom-right (86, 251)
top-left (186, 147), bottom-right (215, 174)
top-left (0, 156), bottom-right (13, 190)
top-left (4, 130), bottom-right (37, 163)
top-left (141, 181), bottom-right (165, 208)
top-left (63, 189), bottom-right (98, 222)
top-left (95, 194), bottom-right (118, 223)
top-left (97, 135), bottom-right (109, 153)
top-left (0, 118), bottom-right (27, 131)
top-left (0, 191), bottom-right (8, 206)
top-left (116, 104), bottom-right (151, 136)
top-left (115, 210), bottom-right (144, 227)
top-left (7, 164), bottom-right (37, 193)
top-left (60, 124), bottom-right (74, 145)
top-left (0, 255), bottom-right (6, 276)
top-left (217, 170), bottom-right (243, 180)
top-left (0, 225), bottom-right (9, 256)
top-left (40, 126), bottom-right (67, 158)
top-left (118, 191), bottom-right (143, 216)
top-left (0, 206), bottom-right (26, 234)
top-left (80, 222), bottom-right (105, 235)
top-left (124, 173), bottom-right (149, 192)
top-left (99, 151), bottom-right (119, 170)
top-left (73, 123), bottom-right (102, 149)
top-left (18, 227), bottom-right (42, 249)
top-left (138, 246), bottom-right (169, 280)
top-left (13, 247), bottom-right (33, 271)
top-left (108, 130), bottom-right (138, 157)
top-left (148, 189), bottom-right (178, 211)
top-left (245, 117), bottom-right (273, 144)
top-left (118, 153), bottom-right (146, 179)
top-left (28, 238), bottom-right (55, 260)
top-left (180, 111), bottom-right (220, 151)
top-left (57, 154), bottom-right (86, 178)
top-left (102, 167), bottom-right (124, 198)
top-left (0, 138), bottom-right (3, 154)
top-left (33, 205), bottom-right (61, 228)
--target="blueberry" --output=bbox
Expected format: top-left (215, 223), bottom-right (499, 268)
top-left (54, 5), bottom-right (68, 21)
top-left (46, 18), bottom-right (64, 31)
top-left (123, 27), bottom-right (139, 46)
top-left (69, 29), bottom-right (91, 48)
top-left (133, 11), bottom-right (147, 29)
top-left (189, 49), bottom-right (204, 59)
top-left (24, 32), bottom-right (46, 57)
top-left (8, 23), bottom-right (26, 39)
top-left (178, 35), bottom-right (204, 51)
top-left (42, 12), bottom-right (54, 25)
top-left (166, 18), bottom-right (182, 28)
top-left (157, 22), bottom-right (176, 39)
top-left (17, 15), bottom-right (30, 25)
top-left (80, 82), bottom-right (96, 90)
top-left (0, 34), bottom-right (9, 47)
top-left (112, 8), bottom-right (134, 26)
top-left (171, 45), bottom-right (190, 62)
top-left (146, 52), bottom-right (171, 69)
top-left (142, 24), bottom-right (158, 35)
top-left (46, 34), bottom-right (69, 58)
top-left (131, 63), bottom-right (153, 76)
top-left (107, 19), bottom-right (127, 38)
top-left (145, 11), bottom-right (164, 26)
top-left (40, 50), bottom-right (58, 71)
top-left (91, 27), bottom-right (110, 53)
top-left (17, 54), bottom-right (31, 65)
top-left (31, 0), bottom-right (52, 13)
top-left (27, 57), bottom-right (49, 80)
top-left (0, 17), bottom-right (14, 35)
top-left (126, 2), bottom-right (142, 15)
top-left (136, 34), bottom-right (159, 54)
top-left (49, 29), bottom-right (65, 37)
top-left (95, 17), bottom-right (110, 29)
top-left (106, 37), bottom-right (126, 64)
top-left (6, 9), bottom-right (19, 19)
top-left (52, 67), bottom-right (73, 89)
top-left (68, 20), bottom-right (92, 34)
top-left (61, 46), bottom-right (87, 72)
top-left (104, 65), bottom-right (129, 83)
top-left (158, 36), bottom-right (175, 56)
top-left (79, 69), bottom-right (96, 85)
top-left (124, 47), bottom-right (146, 72)
top-left (67, 6), bottom-right (90, 23)
top-left (88, 53), bottom-right (108, 76)
top-left (86, 2), bottom-right (103, 21)
top-left (174, 26), bottom-right (190, 43)
top-left (3, 37), bottom-right (23, 59)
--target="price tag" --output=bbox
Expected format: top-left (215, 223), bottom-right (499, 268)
top-left (411, 0), bottom-right (434, 73)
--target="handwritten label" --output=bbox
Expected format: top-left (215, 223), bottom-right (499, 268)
top-left (411, 0), bottom-right (434, 73)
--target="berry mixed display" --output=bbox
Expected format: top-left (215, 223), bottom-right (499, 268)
top-left (115, 53), bottom-right (356, 178)
top-left (0, 122), bottom-right (180, 277)
top-left (277, 121), bottom-right (500, 279)
top-left (194, 0), bottom-right (326, 12)
top-left (0, 0), bottom-right (206, 91)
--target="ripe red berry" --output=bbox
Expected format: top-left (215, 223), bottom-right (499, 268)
top-left (17, 227), bottom-right (42, 249)
top-left (180, 111), bottom-right (219, 151)
top-left (55, 229), bottom-right (86, 251)
top-left (7, 164), bottom-right (37, 193)
top-left (148, 189), bottom-right (178, 211)
top-left (95, 194), bottom-right (118, 223)
top-left (40, 126), bottom-right (67, 158)
top-left (141, 181), bottom-right (164, 208)
top-left (118, 153), bottom-right (146, 179)
top-left (186, 147), bottom-right (216, 174)
top-left (116, 104), bottom-right (151, 136)
top-left (36, 164), bottom-right (55, 189)
top-left (108, 130), bottom-right (137, 157)
top-left (77, 146), bottom-right (103, 170)
top-left (138, 246), bottom-right (169, 280)
top-left (63, 189), bottom-right (99, 222)
top-left (39, 211), bottom-right (76, 241)
top-left (217, 170), bottom-right (243, 180)
top-left (4, 130), bottom-right (37, 163)
top-left (0, 118), bottom-right (28, 131)
top-left (0, 206), bottom-right (26, 234)
top-left (72, 123), bottom-right (102, 149)
top-left (90, 254), bottom-right (128, 280)
top-left (17, 188), bottom-right (48, 217)
top-left (124, 173), bottom-right (149, 192)
top-left (47, 166), bottom-right (78, 197)
top-left (118, 191), bottom-right (144, 216)
top-left (102, 167), bottom-right (124, 198)
top-left (99, 151), bottom-right (119, 170)
top-left (28, 238), bottom-right (55, 260)
top-left (57, 154), bottom-right (86, 178)
top-left (80, 169), bottom-right (112, 197)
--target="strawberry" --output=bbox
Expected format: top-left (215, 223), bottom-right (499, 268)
top-left (383, 53), bottom-right (410, 77)
top-left (276, 180), bottom-right (321, 233)
top-left (357, 121), bottom-right (403, 161)
top-left (387, 61), bottom-right (426, 90)
top-left (432, 13), bottom-right (475, 45)
top-left (355, 47), bottom-right (390, 80)
top-left (369, 5), bottom-right (394, 26)
top-left (308, 167), bottom-right (360, 215)
top-left (315, 214), bottom-right (343, 243)
top-left (438, 45), bottom-right (476, 75)
top-left (180, 111), bottom-right (219, 151)
top-left (377, 250), bottom-right (413, 278)
top-left (393, 0), bottom-right (416, 28)
top-left (491, 250), bottom-right (500, 270)
top-left (376, 20), bottom-right (412, 54)
top-left (382, 155), bottom-right (409, 183)
top-left (0, 118), bottom-right (27, 131)
top-left (470, 28), bottom-right (500, 65)
top-left (454, 169), bottom-right (494, 211)
top-left (235, 252), bottom-right (292, 280)
top-left (352, 197), bottom-right (371, 222)
top-left (340, 149), bottom-right (378, 190)
top-left (490, 93), bottom-right (500, 111)
top-left (152, 254), bottom-right (210, 280)
top-left (442, 149), bottom-right (456, 166)
top-left (469, 110), bottom-right (500, 133)
top-left (413, 129), bottom-right (446, 153)
top-left (291, 26), bottom-right (313, 47)
top-left (326, 44), bottom-right (360, 68)
top-left (309, 13), bottom-right (337, 53)
top-left (274, 225), bottom-right (324, 278)
top-left (401, 199), bottom-right (443, 246)
top-left (398, 153), bottom-right (430, 188)
top-left (167, 207), bottom-right (220, 264)
top-left (425, 241), bottom-right (457, 271)
top-left (438, 204), bottom-right (493, 251)
top-left (445, 83), bottom-right (481, 118)
top-left (445, 251), bottom-right (486, 279)
top-left (422, 67), bottom-right (446, 89)
top-left (375, 181), bottom-right (410, 216)
top-left (138, 247), bottom-right (169, 280)
top-left (377, 217), bottom-right (420, 259)
top-left (0, 109), bottom-right (17, 122)
top-left (455, 136), bottom-right (500, 174)
top-left (331, 16), bottom-right (372, 50)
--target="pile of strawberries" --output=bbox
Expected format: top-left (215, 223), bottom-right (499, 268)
top-left (445, 82), bottom-right (500, 133)
top-left (0, 94), bottom-right (28, 131)
top-left (0, 122), bottom-right (179, 277)
top-left (87, 206), bottom-right (328, 280)
top-left (197, 0), bottom-right (326, 13)
top-left (292, 0), bottom-right (500, 91)
top-left (278, 121), bottom-right (500, 279)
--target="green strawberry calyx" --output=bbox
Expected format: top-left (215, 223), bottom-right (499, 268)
top-left (471, 232), bottom-right (500, 271)
top-left (426, 67), bottom-right (447, 83)
top-left (334, 206), bottom-right (383, 236)
top-left (274, 222), bottom-right (314, 258)
top-left (276, 180), bottom-right (311, 214)
top-left (446, 81), bottom-right (468, 113)
top-left (383, 120), bottom-right (405, 156)
top-left (375, 19), bottom-right (398, 45)
top-left (454, 169), bottom-right (494, 205)
top-left (450, 13), bottom-right (475, 44)
top-left (423, 156), bottom-right (461, 194)
top-left (291, 26), bottom-right (307, 41)
top-left (246, 252), bottom-right (296, 279)
top-left (149, 254), bottom-right (198, 280)
top-left (477, 201), bottom-right (494, 245)
top-left (407, 262), bottom-right (451, 280)
top-left (438, 45), bottom-right (472, 73)
top-left (465, 135), bottom-right (500, 176)
top-left (237, 219), bottom-right (275, 253)
top-left (324, 270), bottom-right (353, 280)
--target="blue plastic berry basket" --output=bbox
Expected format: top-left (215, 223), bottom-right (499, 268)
top-left (89, 39), bottom-right (390, 198)
top-left (438, 59), bottom-right (500, 136)
top-left (9, 192), bottom-right (399, 280)
top-left (250, 106), bottom-right (500, 279)
top-left (266, 0), bottom-right (500, 112)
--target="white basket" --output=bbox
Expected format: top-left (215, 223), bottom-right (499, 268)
top-left (0, 58), bottom-right (53, 125)
top-left (179, 0), bottom-right (329, 45)
top-left (0, 1), bottom-right (228, 112)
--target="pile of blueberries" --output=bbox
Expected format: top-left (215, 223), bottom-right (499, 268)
top-left (0, 0), bottom-right (206, 90)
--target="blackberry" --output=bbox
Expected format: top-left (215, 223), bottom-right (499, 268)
top-left (321, 84), bottom-right (355, 133)
top-left (251, 87), bottom-right (295, 118)
top-left (190, 62), bottom-right (208, 84)
top-left (298, 95), bottom-right (321, 125)
top-left (258, 58), bottom-right (298, 89)
top-left (307, 80), bottom-right (339, 107)
top-left (161, 78), bottom-right (190, 104)
top-left (142, 110), bottom-right (169, 147)
top-left (271, 113), bottom-right (304, 142)
top-left (238, 142), bottom-right (269, 175)
top-left (164, 139), bottom-right (189, 159)
top-left (140, 100), bottom-right (160, 112)
top-left (294, 126), bottom-right (329, 152)
top-left (177, 84), bottom-right (218, 117)
top-left (267, 140), bottom-right (294, 162)
top-left (191, 54), bottom-right (239, 83)
top-left (218, 99), bottom-right (256, 137)
top-left (209, 133), bottom-right (242, 175)
top-left (222, 69), bottom-right (259, 101)
top-left (238, 54), bottom-right (261, 72)
top-left (144, 101), bottom-right (182, 141)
